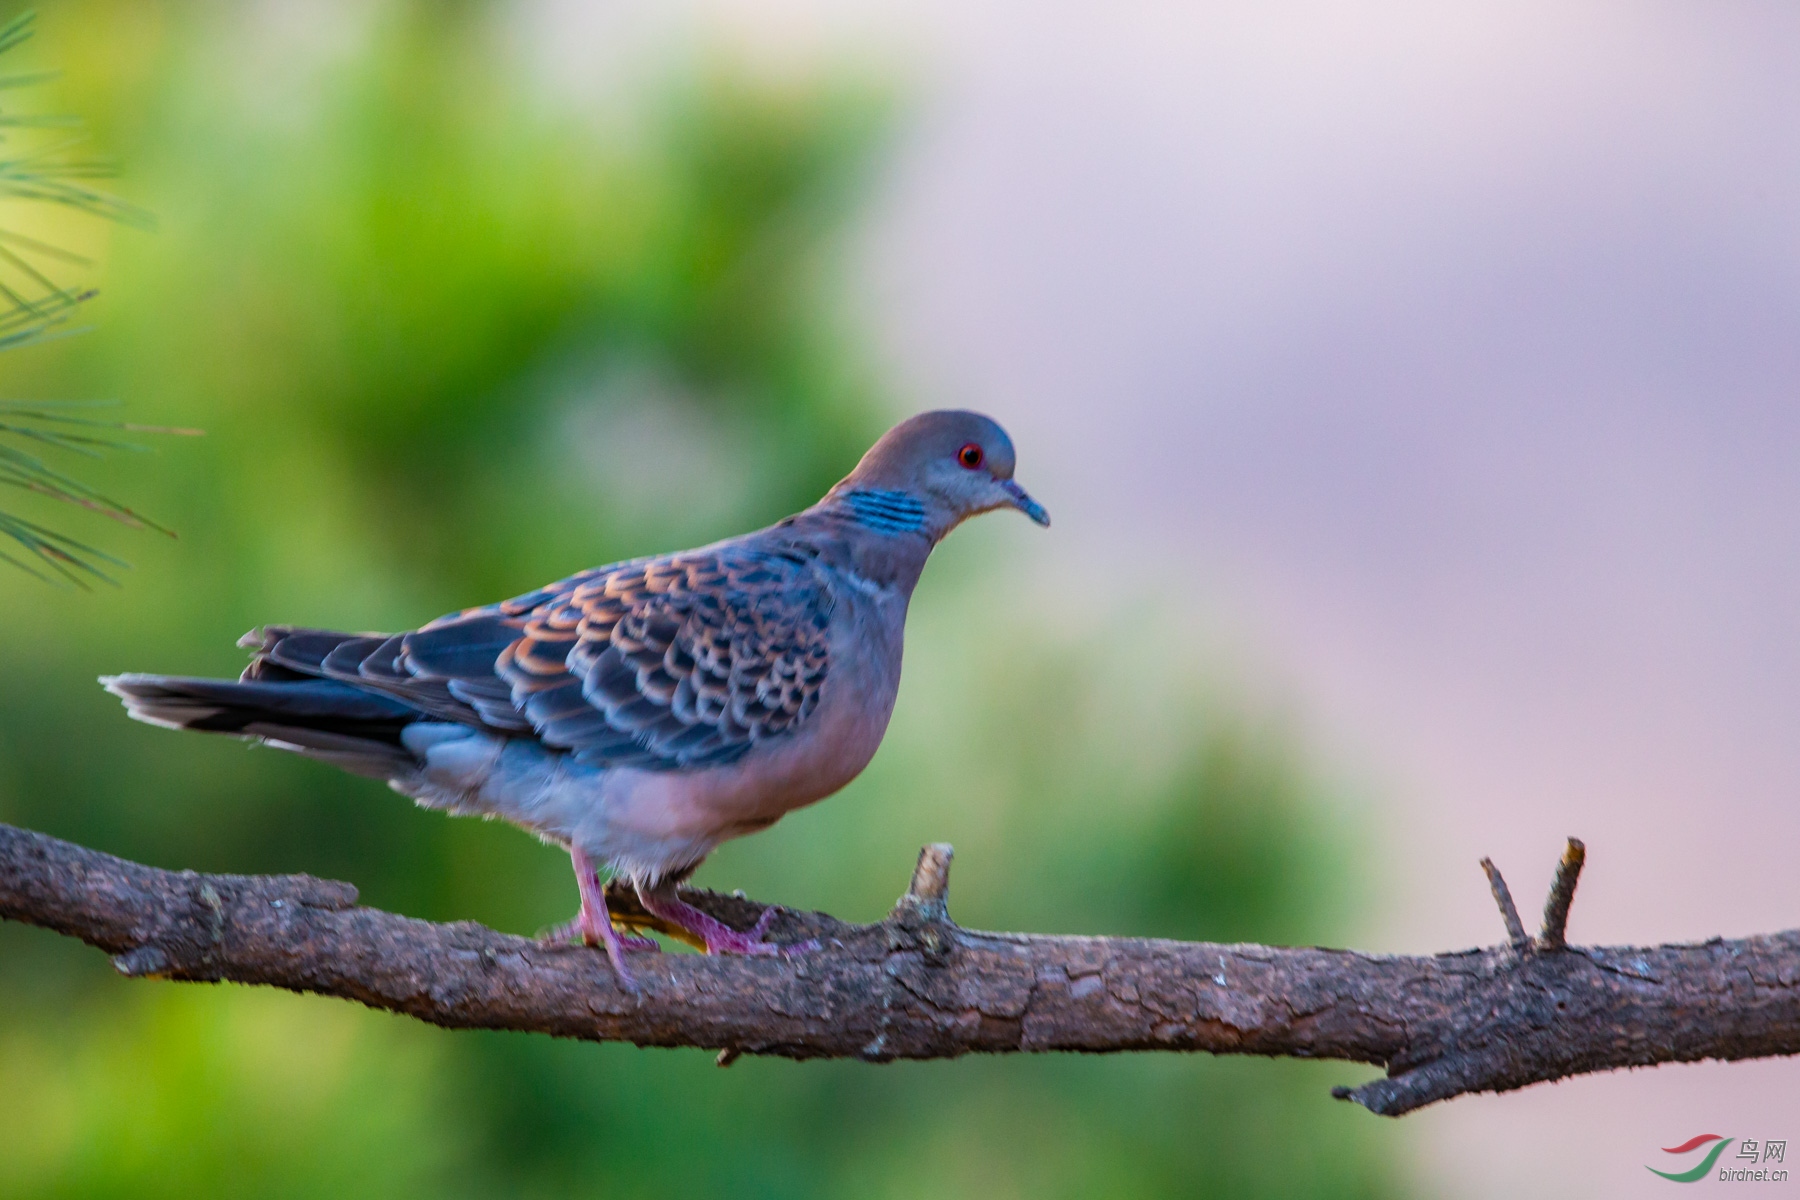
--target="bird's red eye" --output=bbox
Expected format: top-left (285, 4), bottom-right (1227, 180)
top-left (957, 443), bottom-right (984, 469)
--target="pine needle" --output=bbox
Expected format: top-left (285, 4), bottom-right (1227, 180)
top-left (0, 11), bottom-right (183, 585)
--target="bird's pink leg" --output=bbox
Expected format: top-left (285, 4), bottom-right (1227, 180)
top-left (544, 847), bottom-right (658, 987)
top-left (634, 882), bottom-right (818, 956)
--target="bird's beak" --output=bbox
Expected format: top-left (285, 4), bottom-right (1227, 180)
top-left (1002, 479), bottom-right (1051, 527)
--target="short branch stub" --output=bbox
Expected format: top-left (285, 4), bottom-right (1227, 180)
top-left (897, 842), bottom-right (954, 922)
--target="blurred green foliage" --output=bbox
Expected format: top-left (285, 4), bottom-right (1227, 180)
top-left (0, 4), bottom-right (1414, 1197)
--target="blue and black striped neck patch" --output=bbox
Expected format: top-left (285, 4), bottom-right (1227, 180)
top-left (837, 489), bottom-right (928, 535)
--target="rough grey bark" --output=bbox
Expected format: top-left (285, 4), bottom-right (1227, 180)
top-left (3, 821), bottom-right (1797, 1116)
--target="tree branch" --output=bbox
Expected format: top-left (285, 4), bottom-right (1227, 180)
top-left (1538, 837), bottom-right (1585, 951)
top-left (1479, 855), bottom-right (1529, 949)
top-left (3, 821), bottom-right (1797, 1116)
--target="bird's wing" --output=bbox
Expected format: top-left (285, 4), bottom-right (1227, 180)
top-left (254, 544), bottom-right (836, 770)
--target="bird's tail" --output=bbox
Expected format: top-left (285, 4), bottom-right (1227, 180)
top-left (100, 673), bottom-right (421, 779)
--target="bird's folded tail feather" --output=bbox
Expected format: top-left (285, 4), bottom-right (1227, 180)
top-left (100, 673), bottom-right (421, 779)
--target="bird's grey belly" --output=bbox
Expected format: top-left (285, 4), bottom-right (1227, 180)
top-left (390, 724), bottom-right (702, 879)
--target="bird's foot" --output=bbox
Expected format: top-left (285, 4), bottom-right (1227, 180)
top-left (538, 916), bottom-right (659, 954)
top-left (702, 905), bottom-right (785, 956)
top-left (563, 846), bottom-right (659, 990)
top-left (738, 905), bottom-right (822, 955)
top-left (635, 886), bottom-right (819, 957)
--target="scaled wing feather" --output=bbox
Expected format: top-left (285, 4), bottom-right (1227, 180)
top-left (241, 545), bottom-right (835, 771)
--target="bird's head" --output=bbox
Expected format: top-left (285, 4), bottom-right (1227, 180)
top-left (834, 410), bottom-right (1050, 538)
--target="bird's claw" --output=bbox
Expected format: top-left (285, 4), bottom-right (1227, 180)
top-left (604, 929), bottom-right (662, 953)
top-left (536, 918), bottom-right (581, 945)
top-left (537, 917), bottom-right (660, 953)
top-left (753, 906), bottom-right (822, 954)
top-left (754, 907), bottom-right (822, 956)
top-left (699, 906), bottom-right (818, 956)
